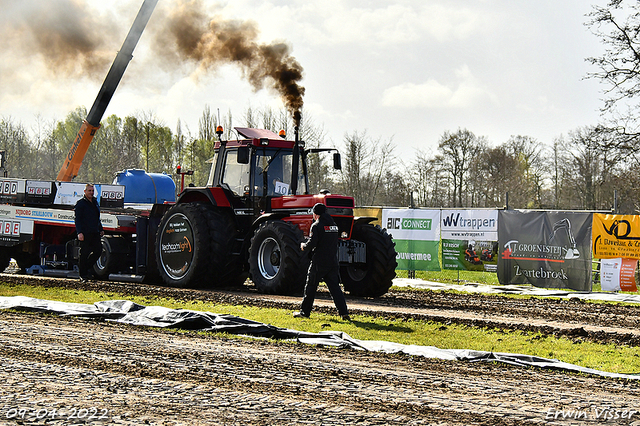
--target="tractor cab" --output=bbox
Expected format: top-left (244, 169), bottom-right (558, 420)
top-left (207, 127), bottom-right (338, 217)
top-left (208, 128), bottom-right (306, 192)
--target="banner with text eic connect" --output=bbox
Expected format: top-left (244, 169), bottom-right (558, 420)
top-left (498, 210), bottom-right (593, 291)
top-left (382, 209), bottom-right (441, 271)
top-left (441, 209), bottom-right (499, 272)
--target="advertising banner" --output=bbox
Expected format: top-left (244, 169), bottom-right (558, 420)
top-left (441, 209), bottom-right (498, 240)
top-left (441, 209), bottom-right (499, 272)
top-left (95, 184), bottom-right (125, 208)
top-left (593, 214), bottom-right (640, 260)
top-left (382, 208), bottom-right (441, 271)
top-left (498, 211), bottom-right (593, 291)
top-left (600, 258), bottom-right (638, 292)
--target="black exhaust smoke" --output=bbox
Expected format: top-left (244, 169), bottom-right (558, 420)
top-left (0, 0), bottom-right (117, 78)
top-left (154, 0), bottom-right (305, 125)
top-left (2, 0), bottom-right (305, 124)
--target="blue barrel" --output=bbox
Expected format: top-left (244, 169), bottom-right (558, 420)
top-left (113, 169), bottom-right (176, 204)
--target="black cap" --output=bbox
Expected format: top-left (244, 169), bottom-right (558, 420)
top-left (312, 203), bottom-right (326, 215)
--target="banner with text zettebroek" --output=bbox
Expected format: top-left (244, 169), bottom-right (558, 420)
top-left (441, 209), bottom-right (499, 272)
top-left (382, 209), bottom-right (441, 271)
top-left (498, 210), bottom-right (593, 291)
top-left (592, 214), bottom-right (640, 260)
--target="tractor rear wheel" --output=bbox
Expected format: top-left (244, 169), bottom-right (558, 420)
top-left (156, 203), bottom-right (241, 288)
top-left (249, 221), bottom-right (308, 295)
top-left (341, 223), bottom-right (397, 297)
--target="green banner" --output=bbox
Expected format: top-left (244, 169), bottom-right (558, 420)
top-left (394, 239), bottom-right (440, 271)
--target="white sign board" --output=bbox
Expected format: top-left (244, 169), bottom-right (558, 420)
top-left (441, 209), bottom-right (498, 240)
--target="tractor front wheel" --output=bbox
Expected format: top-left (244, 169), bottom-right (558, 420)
top-left (341, 223), bottom-right (397, 297)
top-left (249, 221), bottom-right (308, 294)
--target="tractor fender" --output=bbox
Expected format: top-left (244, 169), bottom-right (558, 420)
top-left (175, 187), bottom-right (231, 207)
top-left (251, 212), bottom-right (289, 231)
top-left (354, 216), bottom-right (378, 226)
top-left (240, 213), bottom-right (290, 261)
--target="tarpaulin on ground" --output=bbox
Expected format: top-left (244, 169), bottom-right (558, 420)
top-left (441, 209), bottom-right (499, 273)
top-left (382, 208), bottom-right (441, 271)
top-left (593, 213), bottom-right (640, 259)
top-left (1, 295), bottom-right (638, 380)
top-left (498, 210), bottom-right (593, 291)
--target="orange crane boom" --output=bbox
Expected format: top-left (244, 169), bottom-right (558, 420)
top-left (57, 0), bottom-right (158, 182)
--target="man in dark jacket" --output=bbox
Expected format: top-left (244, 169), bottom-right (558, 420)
top-left (74, 184), bottom-right (104, 281)
top-left (294, 203), bottom-right (350, 320)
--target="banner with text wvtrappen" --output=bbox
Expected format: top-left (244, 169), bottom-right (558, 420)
top-left (441, 209), bottom-right (499, 272)
top-left (382, 209), bottom-right (441, 271)
top-left (593, 214), bottom-right (640, 259)
top-left (498, 210), bottom-right (593, 291)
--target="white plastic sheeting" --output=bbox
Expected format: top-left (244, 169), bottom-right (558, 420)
top-left (1, 295), bottom-right (638, 381)
top-left (393, 278), bottom-right (640, 304)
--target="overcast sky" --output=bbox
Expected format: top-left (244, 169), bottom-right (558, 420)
top-left (0, 0), bottom-right (608, 159)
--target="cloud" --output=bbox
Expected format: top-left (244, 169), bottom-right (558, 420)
top-left (252, 1), bottom-right (485, 47)
top-left (380, 65), bottom-right (498, 109)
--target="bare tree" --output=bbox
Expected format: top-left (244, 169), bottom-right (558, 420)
top-left (438, 128), bottom-right (486, 207)
top-left (0, 117), bottom-right (36, 178)
top-left (337, 130), bottom-right (396, 206)
top-left (199, 105), bottom-right (217, 142)
top-left (587, 1), bottom-right (640, 119)
top-left (505, 135), bottom-right (547, 207)
top-left (558, 126), bottom-right (623, 210)
top-left (475, 146), bottom-right (520, 208)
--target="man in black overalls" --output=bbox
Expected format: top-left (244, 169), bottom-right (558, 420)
top-left (294, 203), bottom-right (350, 320)
top-left (74, 184), bottom-right (104, 281)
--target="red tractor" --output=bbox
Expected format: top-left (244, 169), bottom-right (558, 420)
top-left (154, 127), bottom-right (397, 297)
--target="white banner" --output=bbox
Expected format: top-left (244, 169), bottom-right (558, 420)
top-left (0, 205), bottom-right (120, 229)
top-left (382, 209), bottom-right (441, 241)
top-left (601, 258), bottom-right (622, 292)
top-left (382, 209), bottom-right (441, 271)
top-left (600, 258), bottom-right (638, 292)
top-left (441, 209), bottom-right (498, 240)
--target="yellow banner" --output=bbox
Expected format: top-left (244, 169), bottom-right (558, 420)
top-left (593, 214), bottom-right (640, 259)
top-left (354, 208), bottom-right (382, 226)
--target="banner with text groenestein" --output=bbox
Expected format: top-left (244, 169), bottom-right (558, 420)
top-left (382, 209), bottom-right (441, 271)
top-left (498, 210), bottom-right (593, 291)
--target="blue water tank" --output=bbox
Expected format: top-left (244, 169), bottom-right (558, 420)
top-left (113, 169), bottom-right (176, 204)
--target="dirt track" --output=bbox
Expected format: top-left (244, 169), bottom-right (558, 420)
top-left (2, 274), bottom-right (640, 424)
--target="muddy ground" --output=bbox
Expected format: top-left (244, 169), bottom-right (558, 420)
top-left (1, 274), bottom-right (640, 425)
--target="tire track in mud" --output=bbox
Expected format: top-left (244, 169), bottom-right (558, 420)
top-left (1, 311), bottom-right (639, 425)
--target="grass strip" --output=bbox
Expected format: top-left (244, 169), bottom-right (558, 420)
top-left (1, 282), bottom-right (639, 376)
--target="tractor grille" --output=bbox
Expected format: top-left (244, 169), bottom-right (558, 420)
top-left (333, 216), bottom-right (353, 238)
top-left (325, 197), bottom-right (354, 208)
top-left (338, 240), bottom-right (366, 263)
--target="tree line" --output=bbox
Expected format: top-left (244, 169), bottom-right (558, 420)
top-left (1, 105), bottom-right (638, 213)
top-left (2, 2), bottom-right (640, 213)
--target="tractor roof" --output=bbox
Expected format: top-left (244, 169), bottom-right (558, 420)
top-left (235, 128), bottom-right (280, 139)
top-left (214, 127), bottom-right (297, 149)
